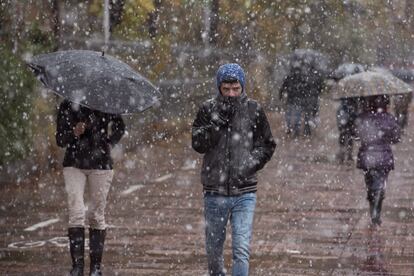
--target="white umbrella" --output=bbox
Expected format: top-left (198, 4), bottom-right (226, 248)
top-left (332, 71), bottom-right (413, 99)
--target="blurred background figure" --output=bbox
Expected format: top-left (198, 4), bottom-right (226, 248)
top-left (279, 66), bottom-right (309, 137)
top-left (279, 49), bottom-right (328, 137)
top-left (336, 97), bottom-right (360, 164)
top-left (330, 63), bottom-right (366, 164)
top-left (390, 68), bottom-right (414, 131)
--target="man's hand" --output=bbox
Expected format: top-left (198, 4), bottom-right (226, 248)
top-left (211, 101), bottom-right (235, 128)
top-left (211, 111), bottom-right (229, 127)
top-left (73, 122), bottom-right (86, 137)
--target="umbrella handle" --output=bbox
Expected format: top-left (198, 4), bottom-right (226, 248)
top-left (26, 63), bottom-right (49, 87)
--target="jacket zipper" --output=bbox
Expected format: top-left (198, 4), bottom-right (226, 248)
top-left (227, 121), bottom-right (233, 196)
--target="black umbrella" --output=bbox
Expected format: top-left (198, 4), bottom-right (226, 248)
top-left (27, 50), bottom-right (161, 114)
top-left (288, 48), bottom-right (330, 76)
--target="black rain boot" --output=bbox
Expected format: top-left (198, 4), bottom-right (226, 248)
top-left (370, 191), bottom-right (385, 226)
top-left (68, 227), bottom-right (85, 276)
top-left (89, 228), bottom-right (106, 276)
top-left (367, 192), bottom-right (376, 224)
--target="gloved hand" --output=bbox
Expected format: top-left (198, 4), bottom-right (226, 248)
top-left (211, 100), bottom-right (236, 128)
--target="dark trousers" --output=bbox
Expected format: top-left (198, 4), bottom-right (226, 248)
top-left (363, 169), bottom-right (388, 201)
top-left (338, 129), bottom-right (354, 162)
top-left (364, 169), bottom-right (389, 224)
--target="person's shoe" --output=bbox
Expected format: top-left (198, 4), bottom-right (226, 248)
top-left (371, 217), bottom-right (382, 226)
top-left (336, 150), bottom-right (345, 164)
top-left (89, 228), bottom-right (106, 276)
top-left (68, 227), bottom-right (85, 276)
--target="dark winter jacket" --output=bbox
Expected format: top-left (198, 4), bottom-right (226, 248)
top-left (192, 64), bottom-right (276, 196)
top-left (336, 98), bottom-right (359, 134)
top-left (280, 70), bottom-right (324, 107)
top-left (355, 111), bottom-right (401, 171)
top-left (56, 100), bottom-right (125, 170)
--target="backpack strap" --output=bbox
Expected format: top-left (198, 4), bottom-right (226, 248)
top-left (247, 100), bottom-right (259, 124)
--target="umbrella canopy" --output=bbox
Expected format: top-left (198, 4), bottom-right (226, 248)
top-left (27, 50), bottom-right (161, 114)
top-left (391, 68), bottom-right (414, 83)
top-left (288, 48), bottom-right (330, 76)
top-left (330, 63), bottom-right (366, 81)
top-left (332, 71), bottom-right (413, 99)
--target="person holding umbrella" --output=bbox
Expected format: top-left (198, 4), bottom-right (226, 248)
top-left (279, 49), bottom-right (327, 137)
top-left (192, 63), bottom-right (276, 275)
top-left (56, 100), bottom-right (125, 276)
top-left (28, 50), bottom-right (160, 276)
top-left (333, 70), bottom-right (410, 226)
top-left (354, 95), bottom-right (400, 226)
top-left (333, 71), bottom-right (412, 226)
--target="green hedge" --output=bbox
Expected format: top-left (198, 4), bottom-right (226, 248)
top-left (0, 45), bottom-right (36, 166)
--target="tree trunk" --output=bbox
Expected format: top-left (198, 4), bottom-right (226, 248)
top-left (109, 0), bottom-right (125, 33)
top-left (209, 0), bottom-right (219, 45)
top-left (11, 1), bottom-right (23, 53)
top-left (51, 0), bottom-right (61, 51)
top-left (148, 0), bottom-right (162, 39)
top-left (291, 22), bottom-right (301, 50)
top-left (0, 1), bottom-right (11, 45)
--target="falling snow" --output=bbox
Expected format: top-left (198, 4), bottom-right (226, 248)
top-left (1, 1), bottom-right (414, 275)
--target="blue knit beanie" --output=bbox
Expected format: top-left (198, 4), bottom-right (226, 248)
top-left (216, 63), bottom-right (245, 93)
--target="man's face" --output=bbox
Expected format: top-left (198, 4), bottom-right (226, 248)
top-left (220, 82), bottom-right (242, 97)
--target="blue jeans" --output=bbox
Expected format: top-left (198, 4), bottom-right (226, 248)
top-left (285, 104), bottom-right (302, 135)
top-left (285, 103), bottom-right (314, 136)
top-left (204, 192), bottom-right (257, 276)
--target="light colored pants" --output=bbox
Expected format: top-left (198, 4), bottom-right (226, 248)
top-left (63, 167), bottom-right (114, 230)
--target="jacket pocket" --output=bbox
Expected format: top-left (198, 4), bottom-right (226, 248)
top-left (236, 153), bottom-right (259, 182)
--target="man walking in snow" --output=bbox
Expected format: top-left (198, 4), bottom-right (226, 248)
top-left (192, 63), bottom-right (276, 275)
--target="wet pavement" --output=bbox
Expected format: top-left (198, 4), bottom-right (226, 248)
top-left (1, 96), bottom-right (414, 275)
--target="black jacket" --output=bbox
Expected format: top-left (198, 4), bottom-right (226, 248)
top-left (56, 100), bottom-right (125, 170)
top-left (280, 70), bottom-right (324, 107)
top-left (192, 94), bottom-right (276, 196)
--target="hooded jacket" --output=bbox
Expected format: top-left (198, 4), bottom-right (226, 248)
top-left (56, 100), bottom-right (125, 170)
top-left (192, 63), bottom-right (276, 196)
top-left (355, 110), bottom-right (401, 171)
